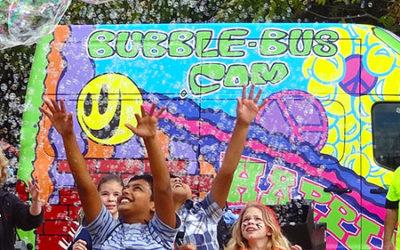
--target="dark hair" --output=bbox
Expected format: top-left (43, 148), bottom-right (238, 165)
top-left (128, 174), bottom-right (154, 200)
top-left (97, 174), bottom-right (123, 191)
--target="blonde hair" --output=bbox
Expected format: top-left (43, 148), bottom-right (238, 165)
top-left (0, 149), bottom-right (8, 184)
top-left (225, 202), bottom-right (291, 250)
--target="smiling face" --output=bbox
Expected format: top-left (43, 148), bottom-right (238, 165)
top-left (117, 179), bottom-right (155, 223)
top-left (170, 176), bottom-right (192, 203)
top-left (240, 207), bottom-right (271, 242)
top-left (99, 180), bottom-right (123, 219)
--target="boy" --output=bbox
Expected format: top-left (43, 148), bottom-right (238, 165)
top-left (42, 100), bottom-right (179, 249)
top-left (172, 85), bottom-right (266, 249)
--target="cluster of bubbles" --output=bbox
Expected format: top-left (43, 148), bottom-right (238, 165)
top-left (0, 47), bottom-right (33, 145)
top-left (0, 0), bottom-right (71, 49)
top-left (0, 46), bottom-right (34, 185)
top-left (0, 0), bottom-right (118, 183)
top-left (0, 0), bottom-right (228, 151)
top-left (270, 198), bottom-right (311, 226)
top-left (0, 0), bottom-right (116, 50)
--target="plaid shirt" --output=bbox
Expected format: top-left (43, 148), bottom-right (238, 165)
top-left (86, 206), bottom-right (179, 249)
top-left (177, 193), bottom-right (224, 250)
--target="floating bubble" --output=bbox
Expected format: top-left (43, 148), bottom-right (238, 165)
top-left (0, 0), bottom-right (71, 49)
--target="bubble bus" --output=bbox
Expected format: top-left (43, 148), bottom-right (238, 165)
top-left (19, 23), bottom-right (400, 249)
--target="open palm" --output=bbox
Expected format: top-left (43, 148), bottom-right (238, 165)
top-left (237, 84), bottom-right (266, 125)
top-left (28, 180), bottom-right (39, 200)
top-left (40, 99), bottom-right (73, 137)
top-left (125, 104), bottom-right (165, 138)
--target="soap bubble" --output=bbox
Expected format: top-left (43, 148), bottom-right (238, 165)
top-left (0, 0), bottom-right (71, 49)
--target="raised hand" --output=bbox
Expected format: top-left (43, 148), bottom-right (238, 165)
top-left (28, 179), bottom-right (40, 202)
top-left (41, 99), bottom-right (101, 224)
top-left (40, 99), bottom-right (73, 137)
top-left (125, 104), bottom-right (165, 139)
top-left (236, 84), bottom-right (266, 126)
top-left (28, 178), bottom-right (45, 215)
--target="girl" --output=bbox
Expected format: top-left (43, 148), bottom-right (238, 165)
top-left (225, 202), bottom-right (301, 250)
top-left (70, 174), bottom-right (123, 250)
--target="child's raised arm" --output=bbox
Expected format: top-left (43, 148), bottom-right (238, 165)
top-left (211, 84), bottom-right (266, 208)
top-left (41, 99), bottom-right (102, 224)
top-left (125, 104), bottom-right (176, 228)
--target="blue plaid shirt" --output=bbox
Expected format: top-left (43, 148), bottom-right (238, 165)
top-left (177, 193), bottom-right (224, 250)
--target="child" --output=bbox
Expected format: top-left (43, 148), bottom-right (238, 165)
top-left (41, 100), bottom-right (179, 249)
top-left (70, 174), bottom-right (123, 250)
top-left (225, 202), bottom-right (302, 250)
top-left (172, 84), bottom-right (266, 250)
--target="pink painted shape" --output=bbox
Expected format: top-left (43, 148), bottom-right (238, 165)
top-left (342, 56), bottom-right (360, 84)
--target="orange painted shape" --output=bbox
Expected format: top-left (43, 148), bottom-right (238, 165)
top-left (33, 26), bottom-right (70, 201)
top-left (85, 138), bottom-right (114, 158)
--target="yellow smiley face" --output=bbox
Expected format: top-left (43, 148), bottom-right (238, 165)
top-left (77, 73), bottom-right (143, 145)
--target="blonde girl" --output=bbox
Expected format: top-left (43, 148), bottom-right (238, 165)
top-left (226, 202), bottom-right (301, 250)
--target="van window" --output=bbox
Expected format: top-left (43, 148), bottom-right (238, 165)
top-left (372, 102), bottom-right (400, 171)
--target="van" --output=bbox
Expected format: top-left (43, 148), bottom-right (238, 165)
top-left (19, 23), bottom-right (400, 249)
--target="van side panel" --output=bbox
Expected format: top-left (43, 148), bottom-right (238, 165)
top-left (20, 23), bottom-right (400, 249)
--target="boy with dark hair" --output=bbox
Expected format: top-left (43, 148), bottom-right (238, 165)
top-left (172, 84), bottom-right (266, 250)
top-left (42, 100), bottom-right (179, 249)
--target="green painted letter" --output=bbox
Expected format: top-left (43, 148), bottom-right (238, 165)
top-left (314, 30), bottom-right (339, 57)
top-left (143, 31), bottom-right (167, 58)
top-left (251, 62), bottom-right (289, 85)
top-left (116, 31), bottom-right (143, 58)
top-left (224, 64), bottom-right (249, 87)
top-left (196, 30), bottom-right (218, 58)
top-left (288, 29), bottom-right (314, 56)
top-left (219, 29), bottom-right (248, 57)
top-left (260, 29), bottom-right (288, 56)
top-left (88, 30), bottom-right (116, 58)
top-left (188, 63), bottom-right (224, 96)
top-left (169, 30), bottom-right (194, 57)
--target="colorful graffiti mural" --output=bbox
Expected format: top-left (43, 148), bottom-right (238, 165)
top-left (19, 23), bottom-right (400, 249)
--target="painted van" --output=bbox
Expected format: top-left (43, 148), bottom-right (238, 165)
top-left (19, 23), bottom-right (400, 249)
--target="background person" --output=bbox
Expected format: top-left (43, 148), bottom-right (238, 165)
top-left (70, 174), bottom-right (123, 250)
top-left (0, 147), bottom-right (44, 250)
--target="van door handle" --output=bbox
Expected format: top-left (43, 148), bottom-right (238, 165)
top-left (323, 184), bottom-right (352, 195)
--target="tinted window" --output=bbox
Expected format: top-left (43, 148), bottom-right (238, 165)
top-left (372, 102), bottom-right (400, 171)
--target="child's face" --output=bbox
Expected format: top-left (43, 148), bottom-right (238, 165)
top-left (117, 179), bottom-right (154, 217)
top-left (241, 207), bottom-right (271, 241)
top-left (99, 180), bottom-right (123, 217)
top-left (170, 177), bottom-right (192, 200)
